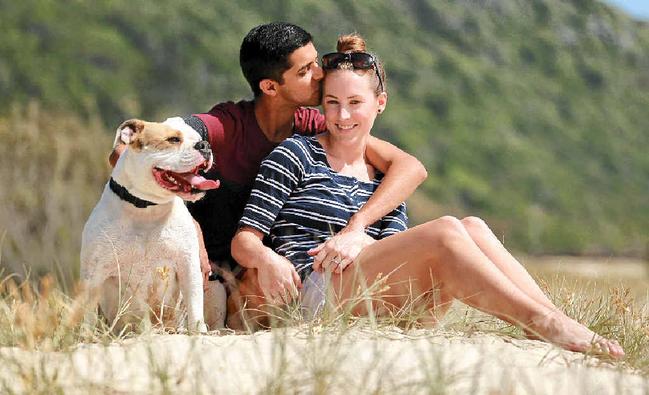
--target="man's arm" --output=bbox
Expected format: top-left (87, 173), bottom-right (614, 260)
top-left (194, 219), bottom-right (212, 292)
top-left (309, 137), bottom-right (426, 270)
top-left (349, 136), bottom-right (427, 230)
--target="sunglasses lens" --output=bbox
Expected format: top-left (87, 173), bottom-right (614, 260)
top-left (350, 53), bottom-right (374, 69)
top-left (322, 53), bottom-right (346, 69)
top-left (322, 52), bottom-right (375, 69)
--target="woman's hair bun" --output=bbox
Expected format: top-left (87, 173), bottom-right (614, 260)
top-left (332, 32), bottom-right (387, 94)
top-left (337, 33), bottom-right (366, 53)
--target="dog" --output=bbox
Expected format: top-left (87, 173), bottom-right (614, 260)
top-left (81, 117), bottom-right (226, 333)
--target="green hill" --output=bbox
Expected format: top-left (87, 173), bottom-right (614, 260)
top-left (1, 0), bottom-right (647, 261)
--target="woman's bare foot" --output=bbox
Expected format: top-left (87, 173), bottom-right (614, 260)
top-left (526, 312), bottom-right (625, 359)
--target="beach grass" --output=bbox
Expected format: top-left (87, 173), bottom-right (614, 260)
top-left (0, 257), bottom-right (646, 394)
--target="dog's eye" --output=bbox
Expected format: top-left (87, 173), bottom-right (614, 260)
top-left (167, 136), bottom-right (182, 144)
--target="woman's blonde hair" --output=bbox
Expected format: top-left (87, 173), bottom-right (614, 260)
top-left (334, 33), bottom-right (386, 95)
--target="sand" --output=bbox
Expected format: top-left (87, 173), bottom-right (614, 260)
top-left (0, 326), bottom-right (646, 394)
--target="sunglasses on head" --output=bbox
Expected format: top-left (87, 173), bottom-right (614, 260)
top-left (321, 52), bottom-right (384, 93)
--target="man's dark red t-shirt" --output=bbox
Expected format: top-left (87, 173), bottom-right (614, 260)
top-left (186, 100), bottom-right (325, 266)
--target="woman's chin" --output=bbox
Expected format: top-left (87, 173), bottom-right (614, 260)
top-left (327, 125), bottom-right (371, 140)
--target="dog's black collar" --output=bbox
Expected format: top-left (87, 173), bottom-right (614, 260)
top-left (109, 178), bottom-right (158, 208)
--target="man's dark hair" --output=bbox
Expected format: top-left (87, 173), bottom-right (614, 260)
top-left (240, 22), bottom-right (313, 97)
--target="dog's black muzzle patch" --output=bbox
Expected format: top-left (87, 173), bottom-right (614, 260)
top-left (194, 140), bottom-right (212, 161)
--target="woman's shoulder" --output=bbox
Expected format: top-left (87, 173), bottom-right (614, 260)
top-left (282, 133), bottom-right (318, 146)
top-left (277, 134), bottom-right (323, 157)
top-left (262, 135), bottom-right (319, 171)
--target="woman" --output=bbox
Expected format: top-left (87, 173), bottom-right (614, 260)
top-left (231, 34), bottom-right (624, 358)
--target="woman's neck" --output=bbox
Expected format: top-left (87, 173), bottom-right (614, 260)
top-left (319, 133), bottom-right (373, 181)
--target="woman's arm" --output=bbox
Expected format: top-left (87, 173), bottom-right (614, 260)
top-left (232, 138), bottom-right (307, 302)
top-left (232, 227), bottom-right (301, 303)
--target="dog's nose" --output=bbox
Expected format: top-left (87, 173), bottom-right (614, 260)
top-left (194, 140), bottom-right (210, 152)
top-left (194, 140), bottom-right (212, 160)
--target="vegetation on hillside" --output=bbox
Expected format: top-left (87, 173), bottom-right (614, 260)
top-left (0, 104), bottom-right (110, 279)
top-left (0, 0), bottom-right (647, 271)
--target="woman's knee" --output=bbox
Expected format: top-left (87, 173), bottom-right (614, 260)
top-left (420, 216), bottom-right (469, 251)
top-left (433, 215), bottom-right (464, 231)
top-left (461, 216), bottom-right (489, 233)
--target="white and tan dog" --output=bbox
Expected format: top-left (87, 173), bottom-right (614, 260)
top-left (81, 117), bottom-right (226, 333)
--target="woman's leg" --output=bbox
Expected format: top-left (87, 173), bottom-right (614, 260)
top-left (329, 216), bottom-right (624, 358)
top-left (460, 216), bottom-right (557, 311)
top-left (332, 217), bottom-right (549, 323)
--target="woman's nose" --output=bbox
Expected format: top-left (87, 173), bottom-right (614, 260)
top-left (339, 107), bottom-right (351, 119)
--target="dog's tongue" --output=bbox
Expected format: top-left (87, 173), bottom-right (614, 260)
top-left (179, 173), bottom-right (220, 190)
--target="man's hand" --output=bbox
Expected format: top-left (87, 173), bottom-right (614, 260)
top-left (256, 250), bottom-right (302, 305)
top-left (200, 257), bottom-right (211, 292)
top-left (192, 219), bottom-right (212, 292)
top-left (309, 228), bottom-right (376, 274)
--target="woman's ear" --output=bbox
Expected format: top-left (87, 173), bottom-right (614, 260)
top-left (377, 92), bottom-right (388, 114)
top-left (259, 79), bottom-right (278, 97)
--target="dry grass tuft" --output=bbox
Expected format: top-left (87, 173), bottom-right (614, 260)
top-left (0, 273), bottom-right (111, 351)
top-left (544, 277), bottom-right (649, 372)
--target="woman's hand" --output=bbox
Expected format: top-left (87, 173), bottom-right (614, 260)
top-left (309, 228), bottom-right (376, 274)
top-left (256, 250), bottom-right (302, 304)
top-left (232, 226), bottom-right (302, 305)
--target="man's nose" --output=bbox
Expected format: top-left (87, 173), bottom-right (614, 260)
top-left (313, 63), bottom-right (324, 80)
top-left (194, 140), bottom-right (212, 160)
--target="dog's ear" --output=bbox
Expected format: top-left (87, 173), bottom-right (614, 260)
top-left (114, 119), bottom-right (145, 147)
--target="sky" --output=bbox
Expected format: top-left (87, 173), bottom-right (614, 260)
top-left (604, 0), bottom-right (649, 20)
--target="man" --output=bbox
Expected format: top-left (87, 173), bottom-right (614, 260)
top-left (111, 22), bottom-right (426, 326)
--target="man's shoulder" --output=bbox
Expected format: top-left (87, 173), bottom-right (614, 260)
top-left (202, 100), bottom-right (254, 120)
top-left (192, 100), bottom-right (256, 143)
